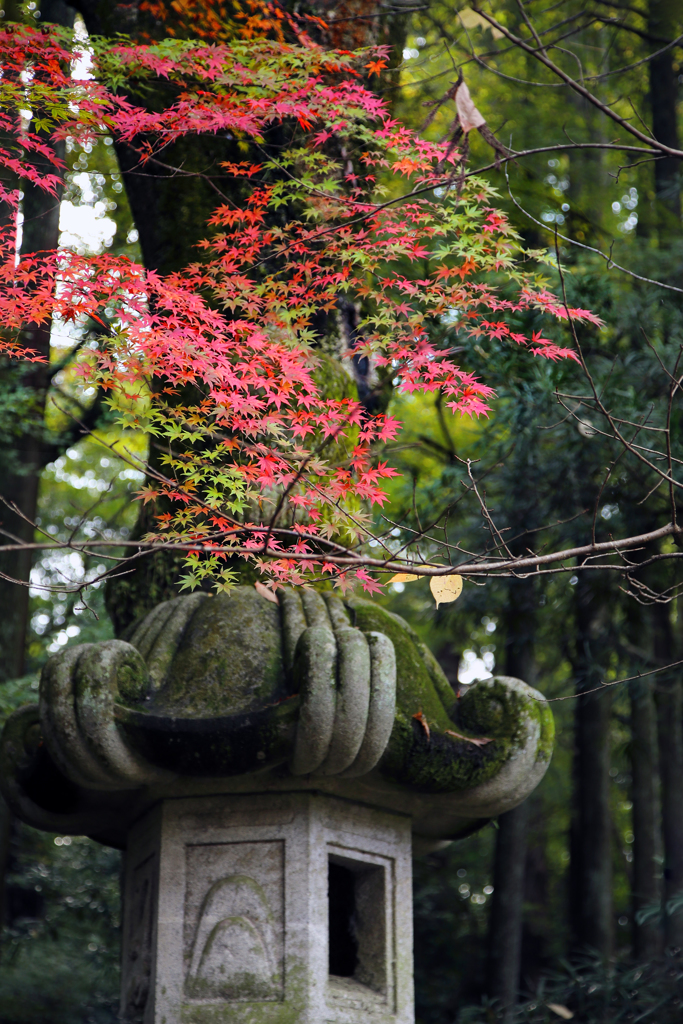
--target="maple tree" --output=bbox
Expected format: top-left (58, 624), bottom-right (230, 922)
top-left (0, 19), bottom-right (599, 597)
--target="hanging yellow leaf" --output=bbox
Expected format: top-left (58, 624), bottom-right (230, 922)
top-left (430, 575), bottom-right (463, 607)
top-left (547, 1006), bottom-right (574, 1021)
top-left (388, 572), bottom-right (420, 584)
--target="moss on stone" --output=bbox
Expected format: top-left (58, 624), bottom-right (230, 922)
top-left (346, 598), bottom-right (452, 730)
top-left (156, 589), bottom-right (289, 718)
top-left (67, 585), bottom-right (554, 795)
top-left (116, 657), bottom-right (150, 706)
top-left (456, 679), bottom-right (526, 745)
top-left (343, 599), bottom-right (554, 793)
top-left (382, 725), bottom-right (505, 793)
top-left (533, 696), bottom-right (554, 763)
top-left (178, 956), bottom-right (309, 1024)
top-left (416, 640), bottom-right (458, 716)
top-left (458, 677), bottom-right (553, 765)
top-left (347, 599), bottom-right (508, 792)
top-left (116, 696), bottom-right (298, 777)
top-left (75, 640), bottom-right (150, 709)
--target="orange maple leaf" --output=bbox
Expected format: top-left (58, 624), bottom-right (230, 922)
top-left (454, 257), bottom-right (477, 280)
top-left (392, 156), bottom-right (421, 177)
top-left (365, 59), bottom-right (387, 78)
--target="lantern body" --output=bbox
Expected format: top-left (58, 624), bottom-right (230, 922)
top-left (121, 792), bottom-right (413, 1024)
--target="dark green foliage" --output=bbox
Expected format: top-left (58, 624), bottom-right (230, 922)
top-left (414, 831), bottom-right (496, 1023)
top-left (0, 830), bottom-right (120, 1024)
top-left (0, 672), bottom-right (120, 1023)
top-left (385, 0), bottom-right (683, 1007)
top-left (457, 952), bottom-right (683, 1023)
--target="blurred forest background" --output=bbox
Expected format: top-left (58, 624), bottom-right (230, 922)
top-left (1, 0), bottom-right (682, 1022)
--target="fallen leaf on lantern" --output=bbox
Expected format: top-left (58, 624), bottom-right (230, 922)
top-left (445, 730), bottom-right (493, 747)
top-left (430, 575), bottom-right (463, 607)
top-left (388, 572), bottom-right (420, 583)
top-left (412, 710), bottom-right (431, 740)
top-left (255, 582), bottom-right (279, 605)
top-left (547, 1005), bottom-right (574, 1020)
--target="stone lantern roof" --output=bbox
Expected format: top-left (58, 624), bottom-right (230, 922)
top-left (1, 586), bottom-right (553, 851)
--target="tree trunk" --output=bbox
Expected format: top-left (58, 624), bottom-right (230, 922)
top-left (0, 0), bottom-right (76, 943)
top-left (570, 578), bottom-right (613, 957)
top-left (622, 561), bottom-right (662, 960)
top-left (0, 0), bottom-right (35, 682)
top-left (0, 794), bottom-right (11, 931)
top-left (0, 0), bottom-right (76, 681)
top-left (486, 576), bottom-right (536, 1019)
top-left (571, 689), bottom-right (613, 955)
top-left (629, 675), bottom-right (662, 959)
top-left (647, 0), bottom-right (681, 235)
top-left (652, 603), bottom-right (683, 949)
top-left (487, 799), bottom-right (530, 1022)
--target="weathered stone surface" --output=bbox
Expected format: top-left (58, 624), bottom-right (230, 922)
top-left (41, 640), bottom-right (168, 789)
top-left (121, 793), bottom-right (413, 1024)
top-left (341, 631), bottom-right (397, 779)
top-left (146, 588), bottom-right (286, 718)
top-left (0, 587), bottom-right (553, 847)
top-left (290, 626), bottom-right (337, 776)
top-left (317, 627), bottom-right (371, 776)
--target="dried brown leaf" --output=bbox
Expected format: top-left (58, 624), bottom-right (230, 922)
top-left (255, 581), bottom-right (279, 605)
top-left (412, 710), bottom-right (431, 741)
top-left (445, 729), bottom-right (493, 747)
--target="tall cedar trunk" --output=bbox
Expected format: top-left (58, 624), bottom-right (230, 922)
top-left (488, 800), bottom-right (530, 1021)
top-left (647, 0), bottom-right (682, 235)
top-left (0, 794), bottom-right (10, 932)
top-left (570, 576), bottom-right (613, 956)
top-left (486, 575), bottom-right (536, 1018)
top-left (652, 604), bottom-right (683, 949)
top-left (644, 5), bottom-right (683, 911)
top-left (622, 557), bottom-right (662, 959)
top-left (0, 0), bottom-right (75, 681)
top-left (0, 0), bottom-right (76, 934)
top-left (629, 675), bottom-right (662, 959)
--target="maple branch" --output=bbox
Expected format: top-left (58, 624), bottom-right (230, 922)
top-left (4, 24), bottom-right (681, 602)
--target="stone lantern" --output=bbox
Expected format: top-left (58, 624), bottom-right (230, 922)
top-left (0, 587), bottom-right (553, 1024)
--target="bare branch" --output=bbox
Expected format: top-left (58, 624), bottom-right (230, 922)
top-left (535, 658), bottom-right (683, 703)
top-left (470, 4), bottom-right (683, 159)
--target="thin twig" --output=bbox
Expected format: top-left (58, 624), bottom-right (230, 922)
top-left (534, 658), bottom-right (683, 703)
